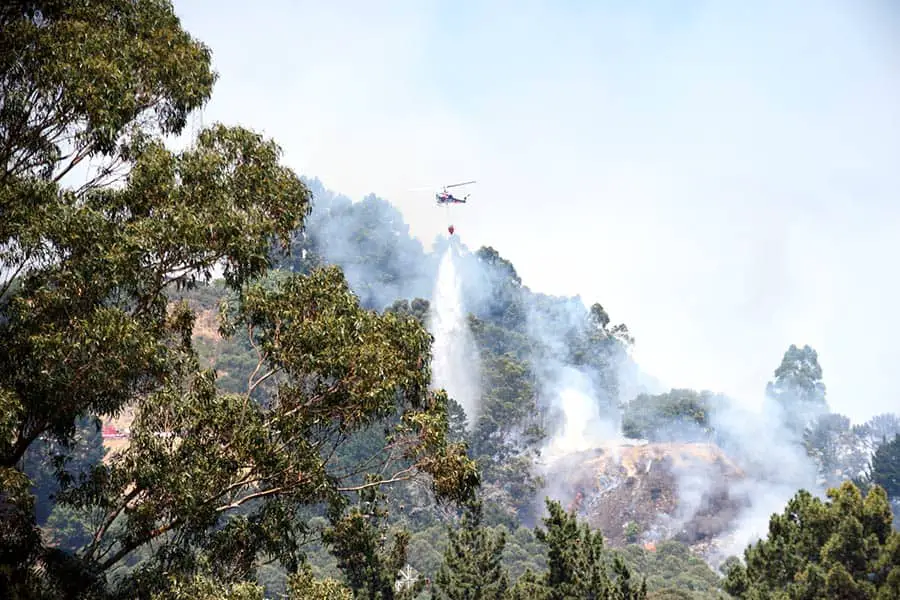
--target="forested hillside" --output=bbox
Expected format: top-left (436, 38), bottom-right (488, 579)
top-left (3, 3), bottom-right (900, 600)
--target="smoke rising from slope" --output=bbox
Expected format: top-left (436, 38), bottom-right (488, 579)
top-left (292, 179), bottom-right (888, 564)
top-left (514, 285), bottom-right (833, 562)
top-left (520, 298), bottom-right (833, 564)
top-left (297, 177), bottom-right (437, 310)
top-left (535, 361), bottom-right (626, 462)
top-left (704, 397), bottom-right (821, 561)
top-left (428, 244), bottom-right (482, 426)
top-left (524, 294), bottom-right (631, 461)
top-left (540, 367), bottom-right (622, 458)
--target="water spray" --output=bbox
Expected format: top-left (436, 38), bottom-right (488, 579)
top-left (428, 240), bottom-right (481, 428)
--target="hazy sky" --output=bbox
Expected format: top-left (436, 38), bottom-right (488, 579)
top-left (173, 0), bottom-right (900, 422)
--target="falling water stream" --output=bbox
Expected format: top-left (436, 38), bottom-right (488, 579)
top-left (428, 244), bottom-right (481, 428)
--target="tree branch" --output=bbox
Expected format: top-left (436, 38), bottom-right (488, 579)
top-left (85, 486), bottom-right (142, 560)
top-left (245, 323), bottom-right (270, 396)
top-left (248, 368), bottom-right (278, 397)
top-left (215, 485), bottom-right (289, 513)
top-left (4, 421), bottom-right (47, 468)
top-left (98, 517), bottom-right (181, 571)
top-left (0, 250), bottom-right (31, 301)
top-left (336, 465), bottom-right (420, 493)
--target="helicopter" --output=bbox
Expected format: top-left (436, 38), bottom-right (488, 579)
top-left (435, 180), bottom-right (476, 205)
top-left (434, 181), bottom-right (475, 235)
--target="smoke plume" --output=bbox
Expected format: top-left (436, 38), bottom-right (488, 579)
top-left (290, 178), bottom-right (888, 567)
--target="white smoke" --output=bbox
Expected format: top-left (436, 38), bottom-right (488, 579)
top-left (428, 243), bottom-right (481, 427)
top-left (292, 180), bottom-right (877, 565)
top-left (703, 396), bottom-right (822, 562)
top-left (522, 294), bottom-right (629, 464)
top-left (540, 366), bottom-right (624, 460)
top-left (295, 178), bottom-right (437, 310)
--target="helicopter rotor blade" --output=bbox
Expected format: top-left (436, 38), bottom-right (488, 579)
top-left (445, 180), bottom-right (476, 189)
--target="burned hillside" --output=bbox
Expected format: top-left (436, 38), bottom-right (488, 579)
top-left (544, 441), bottom-right (749, 553)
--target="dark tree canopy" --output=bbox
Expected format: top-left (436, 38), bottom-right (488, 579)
top-left (724, 482), bottom-right (900, 599)
top-left (869, 435), bottom-right (900, 500)
top-left (505, 499), bottom-right (647, 600)
top-left (622, 389), bottom-right (722, 442)
top-left (433, 497), bottom-right (509, 600)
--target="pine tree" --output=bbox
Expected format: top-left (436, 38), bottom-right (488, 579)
top-left (433, 497), bottom-right (509, 600)
top-left (506, 499), bottom-right (647, 600)
top-left (723, 482), bottom-right (900, 599)
top-left (870, 434), bottom-right (900, 499)
top-left (324, 487), bottom-right (422, 600)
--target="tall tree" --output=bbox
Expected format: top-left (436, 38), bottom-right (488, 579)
top-left (467, 318), bottom-right (540, 516)
top-left (766, 344), bottom-right (828, 434)
top-left (468, 246), bottom-right (525, 332)
top-left (433, 497), bottom-right (509, 600)
top-left (860, 413), bottom-right (900, 453)
top-left (804, 412), bottom-right (871, 487)
top-left (2, 2), bottom-right (224, 595)
top-left (57, 267), bottom-right (476, 597)
top-left (0, 1), bottom-right (477, 597)
top-left (1, 0), bottom-right (228, 468)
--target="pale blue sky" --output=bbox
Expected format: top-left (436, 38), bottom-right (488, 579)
top-left (173, 0), bottom-right (900, 422)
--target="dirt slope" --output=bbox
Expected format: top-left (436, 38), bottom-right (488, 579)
top-left (544, 441), bottom-right (749, 551)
